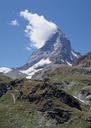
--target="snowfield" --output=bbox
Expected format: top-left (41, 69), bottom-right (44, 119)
top-left (20, 58), bottom-right (51, 79)
top-left (0, 67), bottom-right (12, 74)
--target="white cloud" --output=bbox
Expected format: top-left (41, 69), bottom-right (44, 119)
top-left (10, 19), bottom-right (19, 26)
top-left (20, 10), bottom-right (57, 49)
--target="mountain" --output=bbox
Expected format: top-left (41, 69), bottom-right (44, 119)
top-left (25, 29), bottom-right (80, 67)
top-left (74, 52), bottom-right (91, 67)
top-left (0, 29), bottom-right (80, 79)
top-left (19, 29), bottom-right (80, 79)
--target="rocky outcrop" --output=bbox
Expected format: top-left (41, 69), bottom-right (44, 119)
top-left (0, 84), bottom-right (7, 97)
top-left (24, 30), bottom-right (80, 69)
top-left (41, 107), bottom-right (70, 124)
top-left (15, 81), bottom-right (81, 110)
top-left (0, 83), bottom-right (12, 97)
top-left (13, 81), bottom-right (81, 123)
top-left (74, 52), bottom-right (91, 67)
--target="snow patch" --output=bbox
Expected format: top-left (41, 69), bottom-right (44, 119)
top-left (20, 58), bottom-right (51, 79)
top-left (0, 67), bottom-right (12, 74)
top-left (61, 59), bottom-right (65, 63)
top-left (70, 56), bottom-right (73, 61)
top-left (86, 95), bottom-right (91, 99)
top-left (71, 51), bottom-right (79, 58)
top-left (25, 68), bottom-right (42, 79)
top-left (66, 61), bottom-right (72, 66)
top-left (73, 96), bottom-right (86, 104)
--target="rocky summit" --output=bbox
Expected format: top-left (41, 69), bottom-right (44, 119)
top-left (27, 29), bottom-right (80, 67)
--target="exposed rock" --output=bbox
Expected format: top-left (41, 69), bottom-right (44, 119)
top-left (15, 82), bottom-right (81, 111)
top-left (0, 84), bottom-right (7, 97)
top-left (74, 52), bottom-right (91, 67)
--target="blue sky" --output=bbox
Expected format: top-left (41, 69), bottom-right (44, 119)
top-left (0, 0), bottom-right (91, 67)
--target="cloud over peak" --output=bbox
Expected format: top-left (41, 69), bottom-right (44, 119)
top-left (20, 10), bottom-right (57, 49)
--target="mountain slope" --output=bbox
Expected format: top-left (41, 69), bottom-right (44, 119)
top-left (32, 64), bottom-right (91, 106)
top-left (1, 59), bottom-right (91, 128)
top-left (74, 52), bottom-right (91, 67)
top-left (18, 29), bottom-right (80, 79)
top-left (0, 78), bottom-right (91, 128)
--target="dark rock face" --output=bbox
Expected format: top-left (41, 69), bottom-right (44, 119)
top-left (0, 80), bottom-right (13, 97)
top-left (16, 90), bottom-right (23, 100)
top-left (39, 99), bottom-right (71, 123)
top-left (0, 83), bottom-right (12, 97)
top-left (41, 86), bottom-right (81, 111)
top-left (0, 84), bottom-right (7, 97)
top-left (15, 82), bottom-right (81, 111)
top-left (40, 102), bottom-right (70, 124)
top-left (46, 108), bottom-right (70, 124)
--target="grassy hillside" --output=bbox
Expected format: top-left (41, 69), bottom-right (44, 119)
top-left (0, 68), bottom-right (91, 128)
